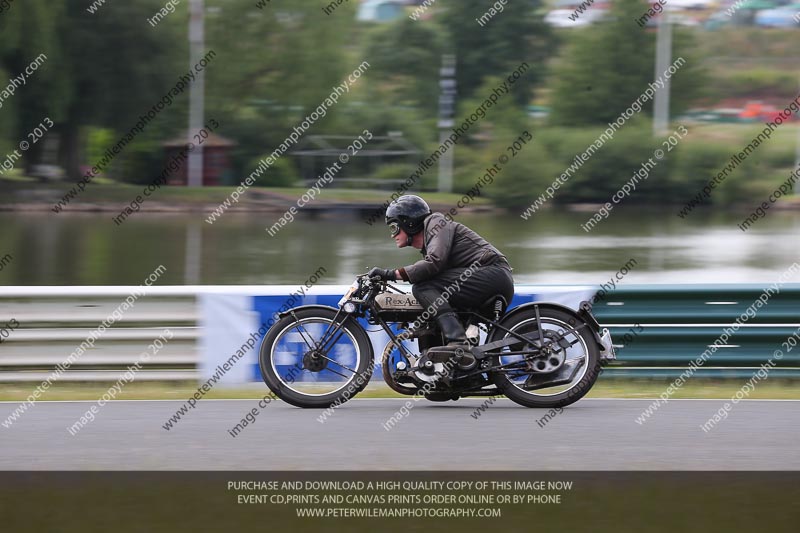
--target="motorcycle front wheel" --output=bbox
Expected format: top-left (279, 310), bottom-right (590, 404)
top-left (259, 307), bottom-right (374, 408)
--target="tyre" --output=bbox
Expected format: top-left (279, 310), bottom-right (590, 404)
top-left (488, 306), bottom-right (601, 408)
top-left (259, 307), bottom-right (374, 408)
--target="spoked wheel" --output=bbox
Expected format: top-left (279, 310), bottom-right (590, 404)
top-left (259, 307), bottom-right (373, 408)
top-left (488, 307), bottom-right (601, 408)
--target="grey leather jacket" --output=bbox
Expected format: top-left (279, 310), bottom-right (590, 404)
top-left (398, 213), bottom-right (510, 283)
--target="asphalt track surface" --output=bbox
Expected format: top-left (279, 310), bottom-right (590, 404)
top-left (1, 398), bottom-right (798, 470)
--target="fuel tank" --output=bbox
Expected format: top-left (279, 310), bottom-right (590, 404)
top-left (374, 291), bottom-right (424, 322)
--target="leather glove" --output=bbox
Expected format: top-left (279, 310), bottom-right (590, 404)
top-left (368, 267), bottom-right (396, 281)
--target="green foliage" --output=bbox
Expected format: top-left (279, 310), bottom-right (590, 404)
top-left (250, 156), bottom-right (296, 188)
top-left (451, 146), bottom-right (486, 195)
top-left (0, 65), bottom-right (11, 157)
top-left (0, 0), bottom-right (66, 171)
top-left (699, 27), bottom-right (800, 64)
top-left (371, 163), bottom-right (417, 184)
top-left (201, 0), bottom-right (359, 186)
top-left (449, 120), bottom-right (797, 209)
top-left (761, 142), bottom-right (799, 169)
top-left (333, 104), bottom-right (436, 188)
top-left (0, 0), bottom-right (187, 180)
top-left (550, 122), bottom-right (664, 203)
top-left (362, 17), bottom-right (445, 114)
top-left (710, 69), bottom-right (799, 100)
top-left (549, 0), bottom-right (706, 126)
top-left (670, 141), bottom-right (731, 207)
top-left (482, 127), bottom-right (561, 209)
top-left (58, 1), bottom-right (185, 131)
top-left (85, 128), bottom-right (116, 169)
top-left (0, 0), bottom-right (793, 209)
top-left (206, 0), bottom-right (352, 125)
top-left (714, 156), bottom-right (763, 205)
top-left (668, 28), bottom-right (709, 116)
top-left (82, 96), bottom-right (183, 185)
top-left (458, 75), bottom-right (531, 134)
top-left (446, 126), bottom-right (559, 208)
top-left (121, 139), bottom-right (169, 186)
top-left (438, 0), bottom-right (552, 107)
top-left (334, 104), bottom-right (432, 150)
top-left (549, 2), bottom-right (652, 125)
top-left (217, 114), bottom-right (283, 188)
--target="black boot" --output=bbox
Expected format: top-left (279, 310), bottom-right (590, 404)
top-left (437, 312), bottom-right (467, 347)
top-left (426, 313), bottom-right (471, 364)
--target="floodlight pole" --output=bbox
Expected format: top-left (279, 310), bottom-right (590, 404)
top-left (187, 0), bottom-right (205, 187)
top-left (653, 15), bottom-right (672, 137)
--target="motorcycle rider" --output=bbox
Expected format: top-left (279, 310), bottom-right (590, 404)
top-left (369, 195), bottom-right (514, 353)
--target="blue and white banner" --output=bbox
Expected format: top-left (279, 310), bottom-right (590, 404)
top-left (198, 285), bottom-right (596, 387)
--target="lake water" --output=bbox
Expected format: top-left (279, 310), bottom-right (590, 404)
top-left (0, 208), bottom-right (798, 286)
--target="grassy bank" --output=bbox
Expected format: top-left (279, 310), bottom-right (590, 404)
top-left (1, 379), bottom-right (798, 402)
top-left (0, 177), bottom-right (491, 210)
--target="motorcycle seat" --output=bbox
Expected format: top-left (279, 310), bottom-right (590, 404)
top-left (461, 294), bottom-right (508, 320)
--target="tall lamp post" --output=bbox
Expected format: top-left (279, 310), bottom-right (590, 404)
top-left (652, 13), bottom-right (672, 137)
top-left (187, 0), bottom-right (205, 187)
top-left (437, 54), bottom-right (456, 193)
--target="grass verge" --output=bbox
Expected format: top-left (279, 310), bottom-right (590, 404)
top-left (0, 379), bottom-right (797, 402)
top-left (0, 179), bottom-right (491, 208)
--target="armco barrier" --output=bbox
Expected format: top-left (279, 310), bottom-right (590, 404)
top-left (594, 284), bottom-right (800, 379)
top-left (0, 284), bottom-right (798, 383)
top-left (0, 286), bottom-right (199, 382)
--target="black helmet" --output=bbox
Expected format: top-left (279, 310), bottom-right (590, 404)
top-left (385, 195), bottom-right (431, 237)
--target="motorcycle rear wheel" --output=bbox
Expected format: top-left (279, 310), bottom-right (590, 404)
top-left (488, 307), bottom-right (601, 408)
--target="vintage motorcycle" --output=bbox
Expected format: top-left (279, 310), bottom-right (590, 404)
top-left (260, 273), bottom-right (615, 409)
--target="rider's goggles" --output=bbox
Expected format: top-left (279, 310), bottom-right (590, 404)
top-left (389, 222), bottom-right (401, 238)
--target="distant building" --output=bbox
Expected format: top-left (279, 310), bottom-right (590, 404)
top-left (163, 133), bottom-right (235, 186)
top-left (357, 0), bottom-right (407, 22)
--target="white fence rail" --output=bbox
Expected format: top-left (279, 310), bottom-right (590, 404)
top-left (0, 287), bottom-right (202, 383)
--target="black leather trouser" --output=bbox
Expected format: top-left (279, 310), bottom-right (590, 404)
top-left (410, 264), bottom-right (514, 319)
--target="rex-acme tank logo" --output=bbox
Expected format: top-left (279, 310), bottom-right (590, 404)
top-left (378, 294), bottom-right (421, 308)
